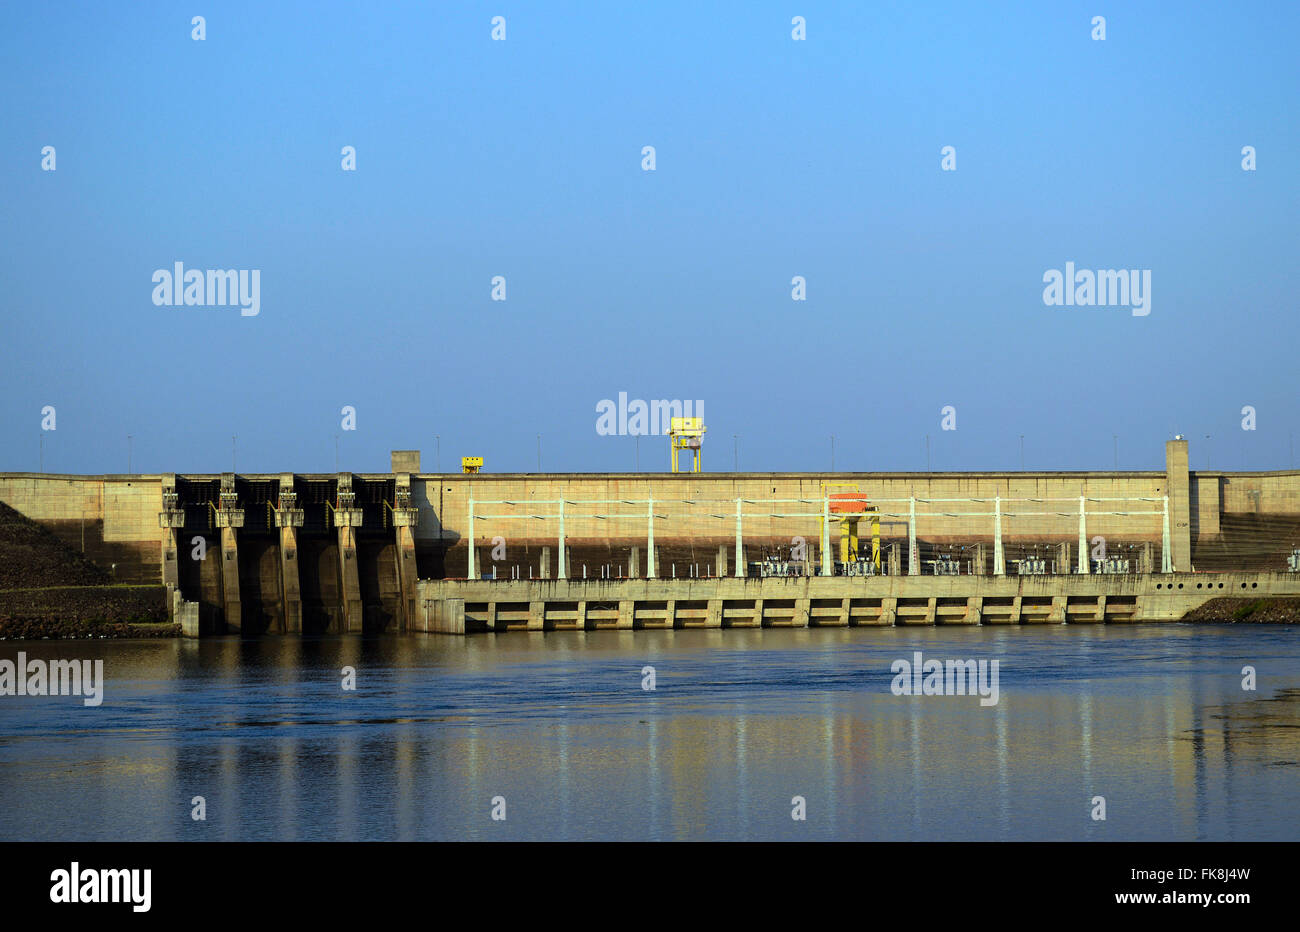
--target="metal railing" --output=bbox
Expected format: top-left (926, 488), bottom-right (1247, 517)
top-left (464, 494), bottom-right (1173, 579)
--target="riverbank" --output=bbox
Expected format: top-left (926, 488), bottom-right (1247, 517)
top-left (1180, 597), bottom-right (1300, 624)
top-left (0, 498), bottom-right (174, 637)
top-left (0, 585), bottom-right (173, 638)
top-left (0, 617), bottom-right (179, 639)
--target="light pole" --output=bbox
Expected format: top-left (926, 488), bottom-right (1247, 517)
top-left (733, 435), bottom-right (738, 471)
top-left (232, 435), bottom-right (237, 472)
top-left (436, 435), bottom-right (440, 473)
top-left (926, 434), bottom-right (931, 471)
top-left (830, 435), bottom-right (835, 472)
top-left (127, 435), bottom-right (133, 475)
top-left (1020, 435), bottom-right (1025, 470)
top-left (537, 434), bottom-right (541, 472)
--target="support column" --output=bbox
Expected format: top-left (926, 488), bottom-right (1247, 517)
top-left (158, 476), bottom-right (184, 607)
top-left (821, 495), bottom-right (832, 577)
top-left (279, 524), bottom-right (302, 633)
top-left (993, 496), bottom-right (1005, 576)
top-left (794, 597), bottom-right (810, 628)
top-left (161, 527), bottom-right (180, 624)
top-left (219, 526), bottom-right (241, 632)
top-left (908, 497), bottom-right (919, 576)
top-left (734, 498), bottom-right (745, 577)
top-left (391, 474), bottom-right (420, 633)
top-left (275, 475), bottom-right (305, 635)
top-left (540, 547), bottom-right (551, 580)
top-left (1077, 495), bottom-right (1089, 575)
top-left (717, 543), bottom-right (727, 578)
top-left (394, 525), bottom-right (417, 632)
top-left (334, 474), bottom-right (364, 633)
top-left (646, 496), bottom-right (656, 579)
top-left (557, 499), bottom-right (567, 580)
top-left (337, 524), bottom-right (362, 632)
top-left (1049, 595), bottom-right (1068, 624)
top-left (1161, 494), bottom-right (1174, 573)
top-left (161, 527), bottom-right (180, 590)
top-left (1165, 437), bottom-right (1191, 572)
top-left (274, 475), bottom-right (304, 636)
top-left (215, 474), bottom-right (244, 633)
top-left (629, 547), bottom-right (640, 578)
top-left (880, 596), bottom-right (898, 626)
top-left (467, 492), bottom-right (477, 579)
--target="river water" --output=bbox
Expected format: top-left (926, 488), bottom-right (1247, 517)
top-left (0, 625), bottom-right (1297, 841)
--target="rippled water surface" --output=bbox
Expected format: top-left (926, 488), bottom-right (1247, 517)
top-left (1, 625), bottom-right (1297, 840)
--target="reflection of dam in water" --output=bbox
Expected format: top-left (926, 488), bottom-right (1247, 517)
top-left (1, 628), bottom-right (1296, 840)
top-left (4, 437), bottom-right (1300, 636)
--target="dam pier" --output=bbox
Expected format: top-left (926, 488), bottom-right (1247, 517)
top-left (3, 437), bottom-right (1300, 636)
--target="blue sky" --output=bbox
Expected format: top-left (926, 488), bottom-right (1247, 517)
top-left (2, 1), bottom-right (1296, 475)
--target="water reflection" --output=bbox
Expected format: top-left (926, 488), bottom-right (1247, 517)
top-left (0, 626), bottom-right (1297, 840)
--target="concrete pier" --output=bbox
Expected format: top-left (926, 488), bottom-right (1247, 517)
top-left (275, 475), bottom-right (305, 634)
top-left (413, 569), bottom-right (1293, 633)
top-left (333, 474), bottom-right (364, 633)
top-left (215, 475), bottom-right (243, 632)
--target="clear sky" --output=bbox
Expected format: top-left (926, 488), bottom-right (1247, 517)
top-left (2, 1), bottom-right (1296, 475)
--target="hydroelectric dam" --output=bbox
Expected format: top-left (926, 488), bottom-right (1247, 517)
top-left (3, 437), bottom-right (1300, 637)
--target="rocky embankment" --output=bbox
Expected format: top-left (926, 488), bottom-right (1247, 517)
top-left (0, 500), bottom-right (173, 638)
top-left (1181, 598), bottom-right (1300, 624)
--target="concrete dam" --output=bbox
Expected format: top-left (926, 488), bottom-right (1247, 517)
top-left (3, 438), bottom-right (1300, 636)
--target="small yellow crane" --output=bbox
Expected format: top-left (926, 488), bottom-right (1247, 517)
top-left (669, 417), bottom-right (706, 473)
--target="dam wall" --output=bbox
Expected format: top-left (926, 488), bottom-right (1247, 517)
top-left (0, 474), bottom-right (162, 584)
top-left (3, 438), bottom-right (1300, 634)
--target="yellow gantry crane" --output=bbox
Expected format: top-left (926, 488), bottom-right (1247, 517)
top-left (461, 456), bottom-right (483, 474)
top-left (669, 417), bottom-right (705, 473)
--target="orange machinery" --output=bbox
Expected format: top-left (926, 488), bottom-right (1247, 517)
top-left (825, 487), bottom-right (881, 570)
